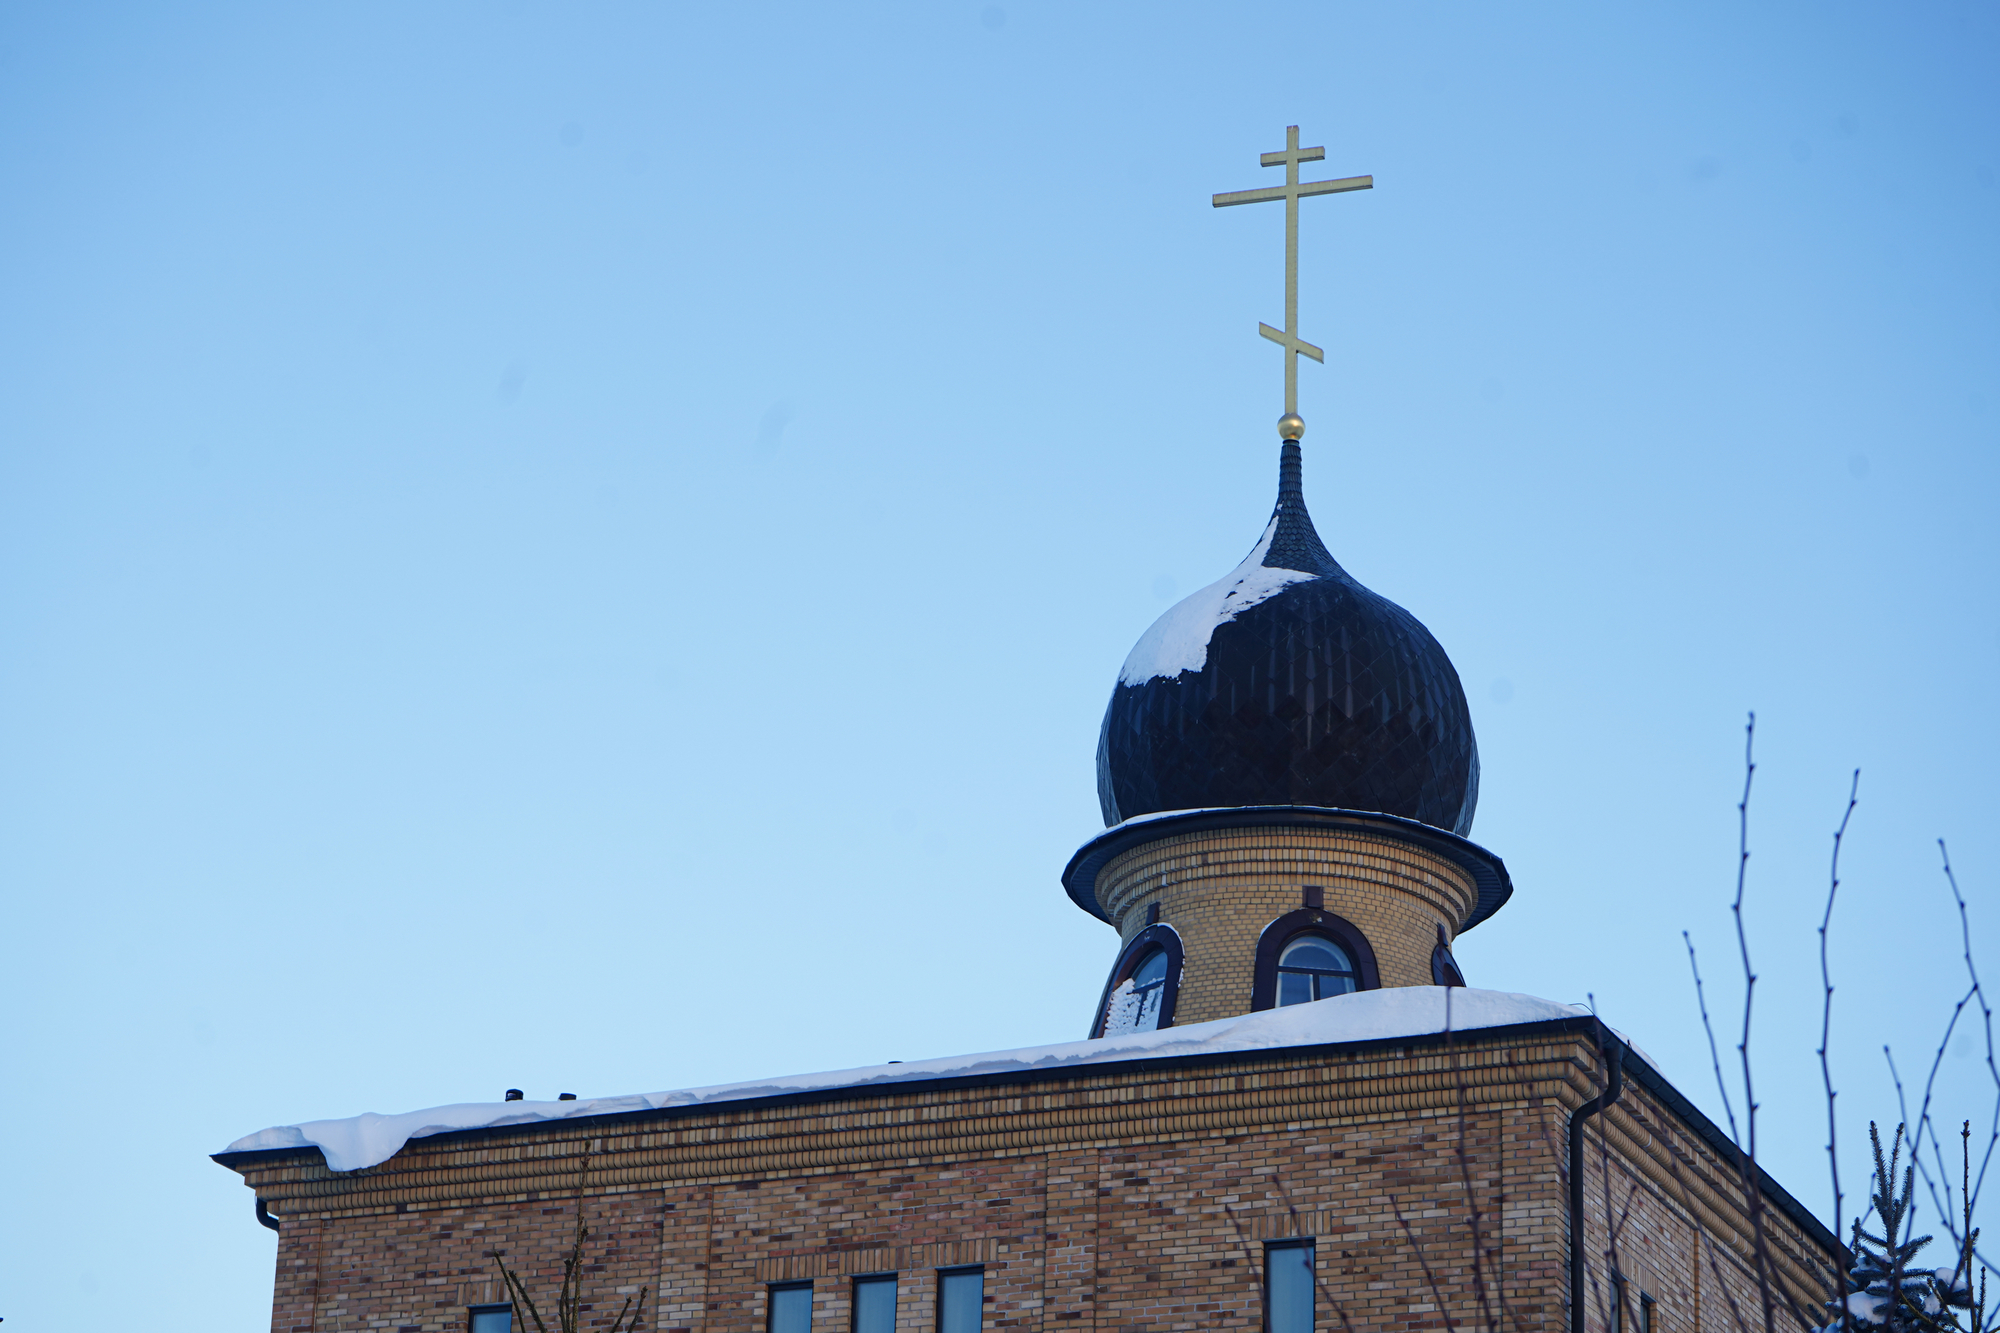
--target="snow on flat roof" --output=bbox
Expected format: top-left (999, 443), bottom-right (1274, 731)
top-left (222, 988), bottom-right (1591, 1173)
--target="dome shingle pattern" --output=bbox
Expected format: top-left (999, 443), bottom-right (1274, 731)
top-left (1096, 442), bottom-right (1479, 835)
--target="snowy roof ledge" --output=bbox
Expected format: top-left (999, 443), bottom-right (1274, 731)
top-left (218, 989), bottom-right (1595, 1174)
top-left (214, 988), bottom-right (1840, 1258)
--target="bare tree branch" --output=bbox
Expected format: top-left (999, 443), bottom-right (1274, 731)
top-left (1824, 771), bottom-right (1862, 1333)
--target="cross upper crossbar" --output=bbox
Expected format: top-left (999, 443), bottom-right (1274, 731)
top-left (1212, 125), bottom-right (1372, 431)
top-left (1260, 144), bottom-right (1325, 168)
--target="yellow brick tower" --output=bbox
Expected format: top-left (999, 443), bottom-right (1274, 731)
top-left (1073, 432), bottom-right (1507, 1036)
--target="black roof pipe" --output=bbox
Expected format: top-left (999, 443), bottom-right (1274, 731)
top-left (256, 1198), bottom-right (280, 1233)
top-left (1569, 1024), bottom-right (1626, 1333)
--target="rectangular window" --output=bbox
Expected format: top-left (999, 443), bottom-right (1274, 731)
top-left (937, 1267), bottom-right (984, 1333)
top-left (771, 1282), bottom-right (814, 1333)
top-left (1641, 1292), bottom-right (1656, 1333)
top-left (468, 1306), bottom-right (512, 1333)
top-left (1265, 1241), bottom-right (1314, 1333)
top-left (1609, 1272), bottom-right (1627, 1333)
top-left (854, 1275), bottom-right (897, 1333)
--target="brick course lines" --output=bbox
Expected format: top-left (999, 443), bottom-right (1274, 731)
top-left (236, 1042), bottom-right (1587, 1213)
top-left (227, 1032), bottom-right (1839, 1333)
top-left (1091, 826), bottom-right (1481, 1023)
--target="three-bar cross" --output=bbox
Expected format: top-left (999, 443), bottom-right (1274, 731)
top-left (1213, 126), bottom-right (1372, 437)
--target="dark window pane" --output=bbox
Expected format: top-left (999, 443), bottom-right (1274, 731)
top-left (471, 1311), bottom-right (512, 1333)
top-left (771, 1284), bottom-right (813, 1333)
top-left (854, 1277), bottom-right (896, 1333)
top-left (939, 1270), bottom-right (983, 1333)
top-left (1131, 949), bottom-right (1169, 989)
top-left (1135, 983), bottom-right (1164, 1032)
top-left (1314, 973), bottom-right (1357, 1000)
top-left (1278, 972), bottom-right (1313, 1007)
top-left (1266, 1242), bottom-right (1314, 1333)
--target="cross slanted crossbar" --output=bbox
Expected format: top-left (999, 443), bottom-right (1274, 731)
top-left (1213, 125), bottom-right (1372, 434)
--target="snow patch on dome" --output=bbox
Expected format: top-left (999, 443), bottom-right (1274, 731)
top-left (1118, 518), bottom-right (1317, 686)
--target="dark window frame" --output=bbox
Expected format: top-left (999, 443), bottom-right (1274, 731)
top-left (1640, 1290), bottom-right (1656, 1333)
top-left (1432, 925), bottom-right (1465, 987)
top-left (467, 1304), bottom-right (513, 1333)
top-left (935, 1265), bottom-right (986, 1333)
top-left (1610, 1271), bottom-right (1627, 1333)
top-left (1250, 909), bottom-right (1380, 1011)
top-left (1262, 1238), bottom-right (1316, 1333)
top-left (1089, 924), bottom-right (1184, 1038)
top-left (1275, 934), bottom-right (1360, 1001)
top-left (851, 1273), bottom-right (897, 1333)
top-left (769, 1280), bottom-right (814, 1333)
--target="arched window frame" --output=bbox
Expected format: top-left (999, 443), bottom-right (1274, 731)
top-left (1249, 909), bottom-right (1380, 1012)
top-left (1089, 924), bottom-right (1184, 1039)
top-left (1431, 925), bottom-right (1466, 987)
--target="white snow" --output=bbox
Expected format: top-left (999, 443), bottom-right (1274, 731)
top-left (1100, 978), bottom-right (1163, 1037)
top-left (1100, 978), bottom-right (1142, 1037)
top-left (1844, 1292), bottom-right (1890, 1322)
top-left (223, 987), bottom-right (1590, 1174)
top-left (1118, 518), bottom-right (1317, 686)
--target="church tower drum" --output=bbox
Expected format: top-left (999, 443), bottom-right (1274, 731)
top-left (1065, 436), bottom-right (1511, 1035)
top-left (1065, 127), bottom-right (1511, 1038)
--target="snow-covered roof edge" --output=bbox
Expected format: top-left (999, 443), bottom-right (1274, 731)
top-left (220, 989), bottom-right (1596, 1174)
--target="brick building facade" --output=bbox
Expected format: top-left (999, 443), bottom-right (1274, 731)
top-left (217, 1017), bottom-right (1838, 1333)
top-left (216, 223), bottom-right (1845, 1333)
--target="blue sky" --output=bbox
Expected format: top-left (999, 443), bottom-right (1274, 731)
top-left (2, 3), bottom-right (1997, 1327)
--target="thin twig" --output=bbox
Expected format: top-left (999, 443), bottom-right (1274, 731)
top-left (1276, 1195), bottom-right (1361, 1333)
top-left (1590, 997), bottom-right (1624, 1333)
top-left (1394, 1196), bottom-right (1464, 1333)
top-left (1224, 1205), bottom-right (1270, 1333)
top-left (1655, 1107), bottom-right (1764, 1333)
top-left (1822, 771), bottom-right (1861, 1333)
top-left (1688, 934), bottom-right (1743, 1147)
top-left (1941, 844), bottom-right (2000, 1233)
top-left (1445, 989), bottom-right (1506, 1333)
top-left (1892, 843), bottom-right (2000, 1297)
top-left (1727, 715), bottom-right (1782, 1333)
top-left (1686, 932), bottom-right (1819, 1330)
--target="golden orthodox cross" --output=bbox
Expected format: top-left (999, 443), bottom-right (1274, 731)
top-left (1213, 125), bottom-right (1372, 439)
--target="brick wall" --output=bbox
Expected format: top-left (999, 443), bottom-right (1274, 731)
top-left (227, 1027), bottom-right (1836, 1333)
top-left (1092, 824), bottom-right (1482, 1022)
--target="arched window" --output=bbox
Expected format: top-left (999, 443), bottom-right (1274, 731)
top-left (1250, 909), bottom-right (1379, 1011)
top-left (1091, 924), bottom-right (1183, 1038)
top-left (1431, 927), bottom-right (1466, 987)
top-left (1121, 947), bottom-right (1171, 1022)
top-left (1276, 936), bottom-right (1358, 1006)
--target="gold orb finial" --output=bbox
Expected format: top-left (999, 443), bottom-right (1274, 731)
top-left (1278, 413), bottom-right (1305, 441)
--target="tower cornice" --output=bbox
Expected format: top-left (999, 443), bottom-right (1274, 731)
top-left (1063, 804), bottom-right (1512, 930)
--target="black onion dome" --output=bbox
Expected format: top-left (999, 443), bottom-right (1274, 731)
top-left (1096, 441), bottom-right (1479, 834)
